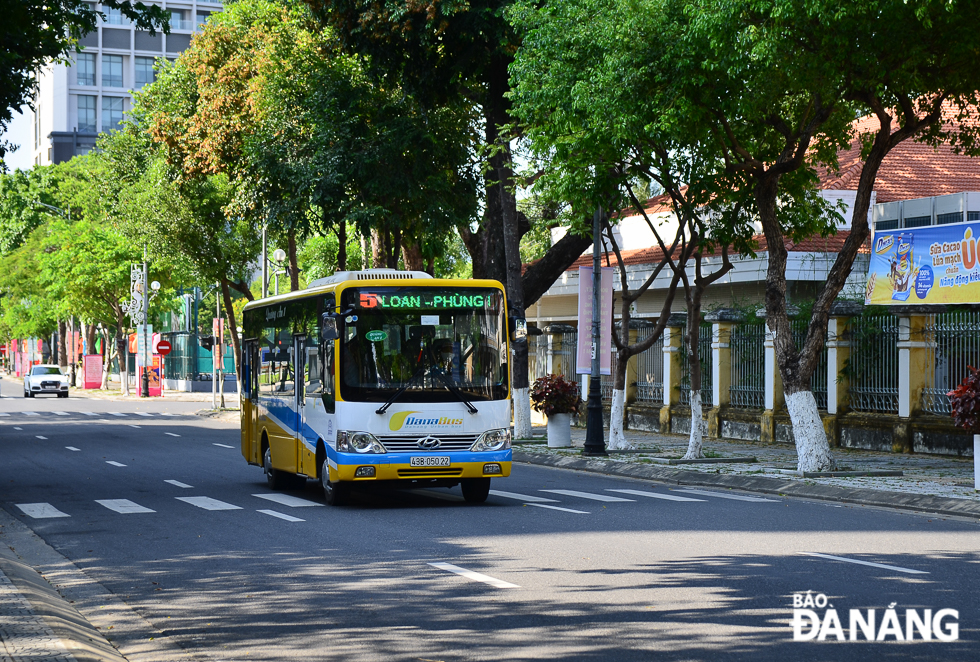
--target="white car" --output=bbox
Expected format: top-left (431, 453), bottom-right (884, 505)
top-left (24, 365), bottom-right (70, 398)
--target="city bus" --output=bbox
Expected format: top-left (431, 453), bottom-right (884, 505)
top-left (239, 269), bottom-right (512, 505)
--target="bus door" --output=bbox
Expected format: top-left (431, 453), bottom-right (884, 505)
top-left (247, 340), bottom-right (261, 463)
top-left (294, 334), bottom-right (308, 474)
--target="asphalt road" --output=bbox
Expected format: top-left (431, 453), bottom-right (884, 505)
top-left (1, 380), bottom-right (978, 661)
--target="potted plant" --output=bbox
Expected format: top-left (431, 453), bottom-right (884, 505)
top-left (530, 374), bottom-right (581, 448)
top-left (947, 365), bottom-right (980, 491)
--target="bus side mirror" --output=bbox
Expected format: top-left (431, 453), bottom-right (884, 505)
top-left (321, 315), bottom-right (339, 341)
top-left (509, 317), bottom-right (527, 342)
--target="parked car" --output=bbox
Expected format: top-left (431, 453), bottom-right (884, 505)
top-left (24, 365), bottom-right (70, 398)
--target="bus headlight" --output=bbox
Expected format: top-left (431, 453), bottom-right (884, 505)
top-left (470, 428), bottom-right (511, 452)
top-left (336, 431), bottom-right (387, 454)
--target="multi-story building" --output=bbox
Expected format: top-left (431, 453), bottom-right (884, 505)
top-left (29, 1), bottom-right (222, 166)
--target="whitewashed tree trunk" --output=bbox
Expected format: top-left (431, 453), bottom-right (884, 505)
top-left (607, 388), bottom-right (634, 450)
top-left (786, 390), bottom-right (836, 472)
top-left (683, 390), bottom-right (705, 459)
top-left (513, 387), bottom-right (532, 440)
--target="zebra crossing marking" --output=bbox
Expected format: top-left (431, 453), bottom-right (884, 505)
top-left (165, 480), bottom-right (192, 488)
top-left (176, 496), bottom-right (241, 511)
top-left (676, 489), bottom-right (777, 503)
top-left (96, 499), bottom-right (155, 514)
top-left (106, 461), bottom-right (127, 467)
top-left (252, 493), bottom-right (323, 508)
top-left (257, 509), bottom-right (305, 522)
top-left (540, 489), bottom-right (635, 503)
top-left (607, 489), bottom-right (705, 502)
top-left (489, 490), bottom-right (560, 503)
top-left (16, 503), bottom-right (69, 519)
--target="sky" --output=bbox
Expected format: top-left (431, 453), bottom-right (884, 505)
top-left (2, 105), bottom-right (35, 172)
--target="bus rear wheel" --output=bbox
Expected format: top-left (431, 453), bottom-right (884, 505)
top-left (461, 478), bottom-right (491, 503)
top-left (321, 459), bottom-right (349, 506)
top-left (264, 446), bottom-right (291, 490)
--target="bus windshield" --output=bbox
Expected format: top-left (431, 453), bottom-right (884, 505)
top-left (339, 286), bottom-right (508, 403)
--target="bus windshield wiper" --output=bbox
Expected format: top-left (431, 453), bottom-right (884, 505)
top-left (375, 363), bottom-right (426, 415)
top-left (431, 367), bottom-right (478, 414)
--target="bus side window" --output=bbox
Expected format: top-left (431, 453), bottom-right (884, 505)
top-left (321, 339), bottom-right (335, 413)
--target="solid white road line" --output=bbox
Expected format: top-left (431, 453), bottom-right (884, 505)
top-left (52, 411), bottom-right (70, 416)
top-left (801, 552), bottom-right (928, 575)
top-left (65, 447), bottom-right (80, 452)
top-left (16, 503), bottom-right (70, 519)
top-left (428, 562), bottom-right (520, 589)
top-left (107, 412), bottom-right (127, 417)
top-left (134, 412), bottom-right (152, 417)
top-left (35, 436), bottom-right (47, 440)
top-left (541, 489), bottom-right (635, 503)
top-left (213, 443), bottom-right (234, 449)
top-left (252, 493), bottom-right (324, 508)
top-left (106, 461), bottom-right (127, 467)
top-left (607, 489), bottom-right (705, 502)
top-left (164, 433), bottom-right (181, 437)
top-left (176, 496), bottom-right (242, 511)
top-left (96, 499), bottom-right (155, 514)
top-left (525, 503), bottom-right (590, 514)
top-left (676, 489), bottom-right (777, 503)
top-left (164, 480), bottom-right (193, 488)
top-left (257, 509), bottom-right (305, 522)
top-left (489, 490), bottom-right (560, 503)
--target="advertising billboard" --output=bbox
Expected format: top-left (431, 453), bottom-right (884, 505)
top-left (865, 221), bottom-right (980, 305)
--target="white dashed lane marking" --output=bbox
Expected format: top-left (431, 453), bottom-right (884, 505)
top-left (106, 461), bottom-right (127, 467)
top-left (540, 489), bottom-right (635, 502)
top-left (13, 427), bottom-right (22, 430)
top-left (16, 503), bottom-right (69, 519)
top-left (607, 489), bottom-right (705, 502)
top-left (0, 413), bottom-right (8, 416)
top-left (165, 480), bottom-right (193, 488)
top-left (676, 489), bottom-right (777, 503)
top-left (258, 509), bottom-right (305, 522)
top-left (489, 490), bottom-right (559, 503)
top-left (213, 443), bottom-right (234, 449)
top-left (134, 412), bottom-right (153, 417)
top-left (35, 436), bottom-right (47, 440)
top-left (107, 412), bottom-right (127, 417)
top-left (165, 433), bottom-right (181, 437)
top-left (52, 411), bottom-right (69, 416)
top-left (96, 499), bottom-right (155, 514)
top-left (252, 494), bottom-right (324, 508)
top-left (65, 447), bottom-right (80, 452)
top-left (176, 496), bottom-right (242, 511)
top-left (801, 552), bottom-right (928, 575)
top-left (82, 412), bottom-right (99, 416)
top-left (525, 503), bottom-right (590, 514)
top-left (429, 562), bottom-right (520, 589)
top-left (128, 425), bottom-right (141, 429)
top-left (23, 412), bottom-right (39, 416)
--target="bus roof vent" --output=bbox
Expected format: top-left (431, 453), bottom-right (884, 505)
top-left (307, 269), bottom-right (433, 288)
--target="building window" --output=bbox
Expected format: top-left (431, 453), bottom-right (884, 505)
top-left (102, 96), bottom-right (124, 132)
top-left (103, 5), bottom-right (125, 25)
top-left (904, 215), bottom-right (932, 228)
top-left (135, 57), bottom-right (155, 89)
top-left (78, 95), bottom-right (97, 133)
top-left (196, 11), bottom-right (210, 28)
top-left (170, 9), bottom-right (185, 30)
top-left (102, 54), bottom-right (123, 88)
top-left (77, 53), bottom-right (96, 86)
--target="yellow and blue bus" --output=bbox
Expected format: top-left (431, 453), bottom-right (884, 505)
top-left (239, 270), bottom-right (512, 505)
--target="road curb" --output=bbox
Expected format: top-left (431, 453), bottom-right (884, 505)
top-left (513, 451), bottom-right (980, 519)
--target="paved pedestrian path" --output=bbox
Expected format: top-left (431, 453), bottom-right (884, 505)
top-left (517, 426), bottom-right (979, 504)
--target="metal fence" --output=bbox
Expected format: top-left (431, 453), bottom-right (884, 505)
top-left (921, 311), bottom-right (980, 415)
top-left (847, 314), bottom-right (899, 413)
top-left (791, 319), bottom-right (829, 410)
top-left (729, 322), bottom-right (766, 409)
top-left (680, 322), bottom-right (713, 406)
top-left (634, 329), bottom-right (665, 403)
top-left (161, 331), bottom-right (235, 380)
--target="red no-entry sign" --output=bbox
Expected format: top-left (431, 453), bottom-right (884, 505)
top-left (156, 340), bottom-right (173, 356)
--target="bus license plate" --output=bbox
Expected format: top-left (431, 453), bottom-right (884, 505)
top-left (410, 456), bottom-right (451, 467)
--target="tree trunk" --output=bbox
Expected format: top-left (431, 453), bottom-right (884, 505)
top-left (684, 391), bottom-right (705, 460)
top-left (402, 241), bottom-right (424, 271)
top-left (100, 329), bottom-right (111, 390)
top-left (85, 323), bottom-right (96, 357)
top-left (115, 307), bottom-right (130, 397)
top-left (221, 279), bottom-right (243, 398)
top-left (57, 319), bottom-right (67, 368)
top-left (287, 228), bottom-right (300, 291)
top-left (390, 229), bottom-right (402, 269)
top-left (683, 300), bottom-right (705, 459)
top-left (337, 220), bottom-right (347, 272)
top-left (371, 229), bottom-right (385, 268)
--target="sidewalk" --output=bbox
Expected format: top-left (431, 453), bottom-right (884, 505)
top-left (63, 387), bottom-right (239, 406)
top-left (515, 426), bottom-right (980, 519)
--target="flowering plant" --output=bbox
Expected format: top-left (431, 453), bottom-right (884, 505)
top-left (948, 365), bottom-right (980, 434)
top-left (530, 374), bottom-right (581, 417)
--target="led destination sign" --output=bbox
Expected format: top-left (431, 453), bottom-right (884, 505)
top-left (358, 291), bottom-right (490, 310)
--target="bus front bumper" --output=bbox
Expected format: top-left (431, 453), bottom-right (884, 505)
top-left (331, 450), bottom-right (512, 482)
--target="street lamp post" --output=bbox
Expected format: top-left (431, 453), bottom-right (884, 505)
top-left (270, 248), bottom-right (287, 296)
top-left (583, 207), bottom-right (608, 457)
top-left (140, 263), bottom-right (161, 397)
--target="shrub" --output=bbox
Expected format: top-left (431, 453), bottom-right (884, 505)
top-left (530, 374), bottom-right (581, 417)
top-left (947, 365), bottom-right (980, 434)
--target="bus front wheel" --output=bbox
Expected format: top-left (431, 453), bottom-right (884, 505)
top-left (321, 459), bottom-right (349, 506)
top-left (461, 478), bottom-right (491, 503)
